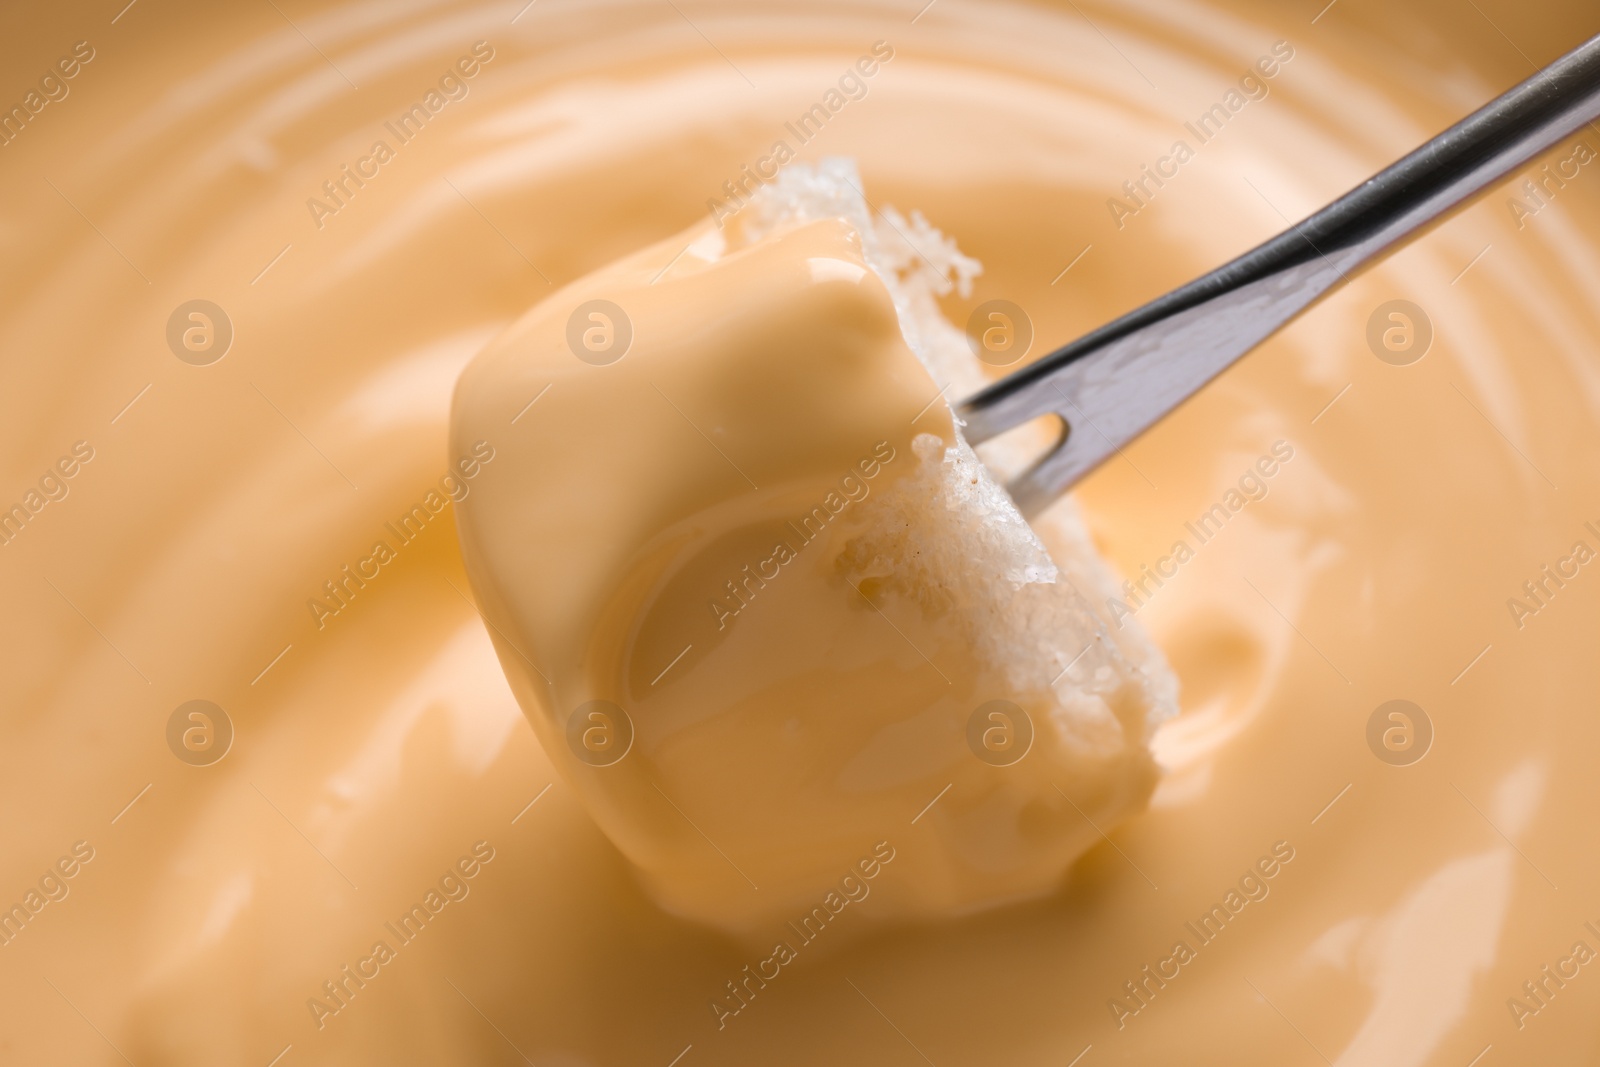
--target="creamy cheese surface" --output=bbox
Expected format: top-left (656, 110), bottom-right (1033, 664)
top-left (2, 1), bottom-right (1599, 1064)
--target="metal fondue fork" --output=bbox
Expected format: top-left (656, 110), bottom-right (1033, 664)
top-left (958, 33), bottom-right (1600, 516)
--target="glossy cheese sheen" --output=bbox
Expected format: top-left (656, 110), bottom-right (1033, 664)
top-left (1, 1), bottom-right (1598, 1064)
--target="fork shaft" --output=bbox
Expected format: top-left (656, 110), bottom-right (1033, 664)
top-left (958, 33), bottom-right (1600, 516)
